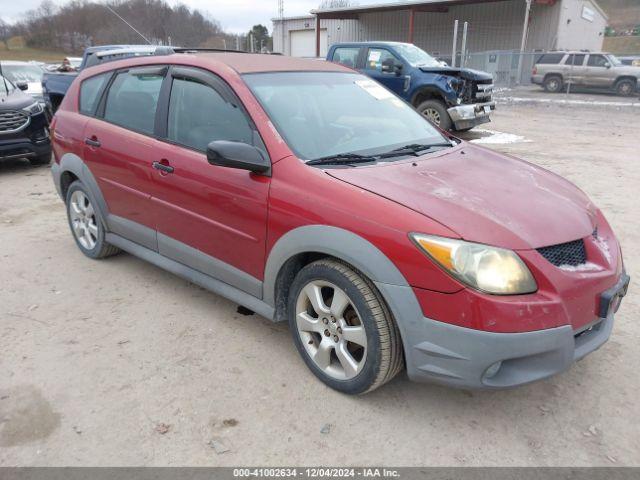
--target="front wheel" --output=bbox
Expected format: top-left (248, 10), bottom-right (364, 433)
top-left (416, 99), bottom-right (453, 131)
top-left (616, 79), bottom-right (636, 96)
top-left (288, 259), bottom-right (404, 394)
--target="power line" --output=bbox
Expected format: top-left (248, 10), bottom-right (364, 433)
top-left (104, 5), bottom-right (152, 45)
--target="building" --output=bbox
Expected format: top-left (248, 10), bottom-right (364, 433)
top-left (272, 0), bottom-right (608, 59)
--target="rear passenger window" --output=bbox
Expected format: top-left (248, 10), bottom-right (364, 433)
top-left (565, 54), bottom-right (586, 66)
top-left (167, 78), bottom-right (253, 152)
top-left (104, 70), bottom-right (164, 135)
top-left (79, 73), bottom-right (109, 115)
top-left (332, 47), bottom-right (360, 68)
top-left (535, 53), bottom-right (564, 64)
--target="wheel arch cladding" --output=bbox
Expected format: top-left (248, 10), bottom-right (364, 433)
top-left (263, 225), bottom-right (410, 317)
top-left (56, 153), bottom-right (109, 223)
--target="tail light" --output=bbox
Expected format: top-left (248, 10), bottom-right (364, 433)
top-left (532, 66), bottom-right (537, 75)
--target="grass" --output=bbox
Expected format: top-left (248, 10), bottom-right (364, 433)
top-left (0, 45), bottom-right (68, 63)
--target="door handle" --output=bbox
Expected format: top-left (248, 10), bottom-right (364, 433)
top-left (84, 137), bottom-right (101, 147)
top-left (152, 161), bottom-right (174, 174)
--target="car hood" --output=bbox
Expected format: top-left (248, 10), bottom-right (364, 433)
top-left (0, 88), bottom-right (35, 110)
top-left (326, 145), bottom-right (597, 250)
top-left (418, 66), bottom-right (492, 81)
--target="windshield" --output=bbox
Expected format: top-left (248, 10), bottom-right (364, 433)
top-left (0, 74), bottom-right (16, 96)
top-left (393, 43), bottom-right (442, 68)
top-left (1, 64), bottom-right (44, 84)
top-left (607, 54), bottom-right (622, 66)
top-left (244, 72), bottom-right (447, 161)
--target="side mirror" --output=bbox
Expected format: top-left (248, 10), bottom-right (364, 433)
top-left (381, 58), bottom-right (403, 76)
top-left (17, 82), bottom-right (29, 91)
top-left (604, 62), bottom-right (611, 69)
top-left (207, 140), bottom-right (270, 174)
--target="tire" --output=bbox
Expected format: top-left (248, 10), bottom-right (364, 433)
top-left (416, 99), bottom-right (453, 131)
top-left (615, 78), bottom-right (636, 96)
top-left (65, 181), bottom-right (120, 259)
top-left (543, 75), bottom-right (563, 93)
top-left (29, 152), bottom-right (51, 166)
top-left (287, 259), bottom-right (403, 394)
top-left (455, 126), bottom-right (474, 133)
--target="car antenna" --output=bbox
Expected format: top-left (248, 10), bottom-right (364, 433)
top-left (104, 5), bottom-right (152, 45)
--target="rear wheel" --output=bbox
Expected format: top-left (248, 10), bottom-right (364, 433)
top-left (288, 259), bottom-right (403, 394)
top-left (416, 99), bottom-right (452, 131)
top-left (615, 78), bottom-right (636, 96)
top-left (65, 181), bottom-right (120, 259)
top-left (543, 75), bottom-right (563, 93)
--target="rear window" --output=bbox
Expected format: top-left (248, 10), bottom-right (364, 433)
top-left (536, 53), bottom-right (564, 64)
top-left (79, 73), bottom-right (110, 115)
top-left (103, 70), bottom-right (164, 135)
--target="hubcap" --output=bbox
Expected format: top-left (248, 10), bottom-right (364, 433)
top-left (69, 190), bottom-right (98, 250)
top-left (295, 280), bottom-right (367, 380)
top-left (548, 79), bottom-right (559, 91)
top-left (620, 83), bottom-right (631, 94)
top-left (421, 107), bottom-right (441, 125)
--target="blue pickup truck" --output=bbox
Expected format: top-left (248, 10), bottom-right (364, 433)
top-left (327, 42), bottom-right (495, 131)
top-left (42, 45), bottom-right (168, 112)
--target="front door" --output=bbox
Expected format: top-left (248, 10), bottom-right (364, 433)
top-left (584, 54), bottom-right (616, 88)
top-left (83, 66), bottom-right (167, 250)
top-left (150, 67), bottom-right (270, 295)
top-left (362, 48), bottom-right (407, 96)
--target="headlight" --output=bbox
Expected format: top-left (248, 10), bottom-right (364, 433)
top-left (410, 233), bottom-right (537, 295)
top-left (22, 102), bottom-right (44, 115)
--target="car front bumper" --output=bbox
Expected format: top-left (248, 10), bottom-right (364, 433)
top-left (376, 272), bottom-right (629, 389)
top-left (447, 101), bottom-right (495, 130)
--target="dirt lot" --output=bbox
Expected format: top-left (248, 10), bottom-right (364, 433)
top-left (1, 94), bottom-right (638, 466)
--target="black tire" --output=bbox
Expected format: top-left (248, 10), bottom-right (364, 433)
top-left (416, 99), bottom-right (453, 131)
top-left (65, 181), bottom-right (120, 259)
top-left (287, 259), bottom-right (404, 394)
top-left (615, 78), bottom-right (636, 96)
top-left (455, 126), bottom-right (474, 133)
top-left (543, 75), bottom-right (563, 93)
top-left (29, 152), bottom-right (51, 166)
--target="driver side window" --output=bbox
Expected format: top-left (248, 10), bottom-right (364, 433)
top-left (365, 48), bottom-right (398, 72)
top-left (587, 55), bottom-right (608, 67)
top-left (167, 77), bottom-right (253, 152)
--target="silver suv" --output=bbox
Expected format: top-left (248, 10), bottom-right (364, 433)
top-left (532, 51), bottom-right (640, 96)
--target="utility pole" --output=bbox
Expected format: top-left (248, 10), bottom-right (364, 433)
top-left (278, 0), bottom-right (285, 54)
top-left (451, 19), bottom-right (459, 68)
top-left (516, 0), bottom-right (532, 86)
top-left (460, 22), bottom-right (468, 68)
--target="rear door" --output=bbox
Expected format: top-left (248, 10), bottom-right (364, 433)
top-left (362, 47), bottom-right (407, 96)
top-left (563, 54), bottom-right (586, 85)
top-left (149, 66), bottom-right (270, 294)
top-left (82, 66), bottom-right (167, 250)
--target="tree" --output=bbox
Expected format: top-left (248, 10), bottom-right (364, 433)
top-left (0, 18), bottom-right (12, 50)
top-left (319, 0), bottom-right (358, 8)
top-left (246, 24), bottom-right (271, 52)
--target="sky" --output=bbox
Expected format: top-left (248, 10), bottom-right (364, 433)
top-left (0, 0), bottom-right (397, 34)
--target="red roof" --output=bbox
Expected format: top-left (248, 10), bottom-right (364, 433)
top-left (193, 52), bottom-right (348, 74)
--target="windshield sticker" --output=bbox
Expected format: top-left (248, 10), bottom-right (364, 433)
top-left (354, 79), bottom-right (394, 100)
top-left (368, 50), bottom-right (381, 62)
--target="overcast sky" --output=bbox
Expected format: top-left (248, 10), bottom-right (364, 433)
top-left (1, 0), bottom-right (396, 33)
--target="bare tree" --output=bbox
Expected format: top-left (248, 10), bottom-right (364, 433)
top-left (319, 0), bottom-right (358, 8)
top-left (0, 18), bottom-right (12, 50)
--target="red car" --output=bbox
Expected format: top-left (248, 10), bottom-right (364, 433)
top-left (50, 50), bottom-right (629, 394)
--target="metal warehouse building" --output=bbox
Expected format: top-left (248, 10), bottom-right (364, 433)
top-left (272, 0), bottom-right (608, 62)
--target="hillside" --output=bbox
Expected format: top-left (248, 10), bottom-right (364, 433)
top-left (597, 0), bottom-right (640, 30)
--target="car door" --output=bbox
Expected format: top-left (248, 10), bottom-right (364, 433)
top-left (149, 66), bottom-right (270, 296)
top-left (362, 48), bottom-right (407, 96)
top-left (584, 54), bottom-right (615, 87)
top-left (563, 54), bottom-right (586, 85)
top-left (82, 66), bottom-right (167, 250)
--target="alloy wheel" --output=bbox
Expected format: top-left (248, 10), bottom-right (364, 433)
top-left (69, 190), bottom-right (98, 250)
top-left (421, 107), bottom-right (441, 125)
top-left (295, 280), bottom-right (367, 380)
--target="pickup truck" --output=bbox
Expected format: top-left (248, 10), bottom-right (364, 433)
top-left (42, 45), bottom-right (168, 112)
top-left (327, 42), bottom-right (495, 131)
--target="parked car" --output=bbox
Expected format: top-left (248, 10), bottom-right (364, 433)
top-left (0, 61), bottom-right (47, 106)
top-left (42, 45), bottom-right (171, 112)
top-left (327, 42), bottom-right (495, 131)
top-left (50, 51), bottom-right (629, 393)
top-left (618, 55), bottom-right (640, 67)
top-left (532, 51), bottom-right (640, 95)
top-left (0, 74), bottom-right (51, 165)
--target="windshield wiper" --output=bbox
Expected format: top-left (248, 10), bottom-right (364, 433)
top-left (379, 143), bottom-right (452, 159)
top-left (306, 153), bottom-right (378, 166)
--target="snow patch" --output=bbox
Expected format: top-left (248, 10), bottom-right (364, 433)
top-left (470, 129), bottom-right (531, 145)
top-left (559, 262), bottom-right (602, 272)
top-left (594, 236), bottom-right (612, 263)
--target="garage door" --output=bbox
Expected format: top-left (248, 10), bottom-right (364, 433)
top-left (290, 29), bottom-right (327, 58)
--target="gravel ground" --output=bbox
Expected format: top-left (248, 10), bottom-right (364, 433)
top-left (1, 95), bottom-right (638, 466)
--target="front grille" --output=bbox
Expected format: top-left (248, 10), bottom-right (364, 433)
top-left (0, 110), bottom-right (30, 133)
top-left (537, 239), bottom-right (587, 267)
top-left (473, 80), bottom-right (493, 102)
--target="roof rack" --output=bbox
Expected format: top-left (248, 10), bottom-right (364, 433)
top-left (170, 47), bottom-right (282, 55)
